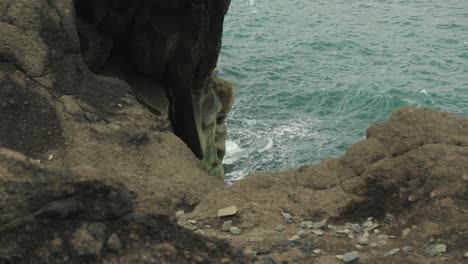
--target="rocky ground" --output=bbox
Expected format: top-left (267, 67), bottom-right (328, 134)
top-left (181, 107), bottom-right (468, 264)
top-left (1, 0), bottom-right (468, 263)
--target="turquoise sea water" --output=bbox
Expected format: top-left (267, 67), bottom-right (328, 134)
top-left (217, 0), bottom-right (468, 182)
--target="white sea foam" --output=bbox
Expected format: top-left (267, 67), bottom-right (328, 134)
top-left (420, 89), bottom-right (429, 96)
top-left (259, 138), bottom-right (273, 153)
top-left (224, 140), bottom-right (243, 165)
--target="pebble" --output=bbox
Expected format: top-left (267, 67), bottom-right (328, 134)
top-left (463, 174), bottom-right (468, 182)
top-left (288, 235), bottom-right (301, 241)
top-left (281, 212), bottom-right (293, 224)
top-left (300, 221), bottom-right (313, 229)
top-left (281, 212), bottom-right (292, 219)
top-left (370, 243), bottom-right (378, 248)
top-left (298, 230), bottom-right (308, 238)
top-left (377, 235), bottom-right (389, 241)
top-left (217, 206), bottom-right (238, 217)
top-left (342, 251), bottom-right (360, 263)
top-left (195, 229), bottom-right (205, 235)
top-left (464, 252), bottom-right (468, 258)
top-left (188, 219), bottom-right (197, 224)
top-left (222, 221), bottom-right (233, 232)
top-left (345, 223), bottom-right (362, 233)
top-left (275, 224), bottom-right (285, 232)
top-left (313, 249), bottom-right (322, 254)
top-left (425, 244), bottom-right (447, 257)
top-left (384, 248), bottom-right (400, 257)
top-left (175, 210), bottom-right (185, 217)
top-left (48, 154), bottom-right (54, 161)
top-left (229, 227), bottom-right (242, 235)
top-left (402, 246), bottom-right (413, 253)
top-left (357, 236), bottom-right (369, 245)
top-left (355, 245), bottom-right (363, 250)
top-left (402, 228), bottom-right (412, 238)
top-left (106, 234), bottom-right (122, 252)
top-left (312, 219), bottom-right (327, 229)
top-left (311, 229), bottom-right (325, 236)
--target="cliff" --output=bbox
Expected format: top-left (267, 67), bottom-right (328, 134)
top-left (1, 1), bottom-right (468, 264)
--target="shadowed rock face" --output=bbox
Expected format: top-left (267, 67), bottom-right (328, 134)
top-left (74, 0), bottom-right (233, 179)
top-left (0, 149), bottom-right (245, 264)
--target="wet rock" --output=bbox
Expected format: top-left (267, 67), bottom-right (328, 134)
top-left (222, 221), bottom-right (233, 232)
top-left (106, 233), bottom-right (122, 252)
top-left (217, 206), bottom-right (238, 217)
top-left (229, 227), bottom-right (242, 235)
top-left (384, 248), bottom-right (400, 256)
top-left (342, 251), bottom-right (359, 263)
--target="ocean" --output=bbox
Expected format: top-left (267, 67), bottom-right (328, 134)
top-left (217, 0), bottom-right (468, 182)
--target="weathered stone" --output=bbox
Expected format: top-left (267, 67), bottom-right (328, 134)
top-left (222, 221), bottom-right (233, 232)
top-left (342, 251), bottom-right (359, 263)
top-left (311, 229), bottom-right (325, 236)
top-left (384, 248), bottom-right (400, 256)
top-left (229, 227), bottom-right (242, 235)
top-left (217, 206), bottom-right (238, 217)
top-left (106, 233), bottom-right (122, 252)
top-left (425, 244), bottom-right (447, 257)
top-left (312, 219), bottom-right (327, 229)
top-left (288, 235), bottom-right (300, 241)
top-left (300, 221), bottom-right (313, 229)
top-left (402, 246), bottom-right (413, 253)
top-left (275, 224), bottom-right (285, 232)
top-left (357, 236), bottom-right (369, 245)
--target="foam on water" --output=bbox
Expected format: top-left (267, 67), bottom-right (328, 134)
top-left (219, 0), bottom-right (468, 181)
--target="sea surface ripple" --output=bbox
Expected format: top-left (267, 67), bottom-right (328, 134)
top-left (217, 0), bottom-right (468, 182)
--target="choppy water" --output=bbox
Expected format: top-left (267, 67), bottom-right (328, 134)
top-left (217, 0), bottom-right (468, 182)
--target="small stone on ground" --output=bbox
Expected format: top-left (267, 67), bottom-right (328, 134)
top-left (217, 206), bottom-right (238, 217)
top-left (342, 251), bottom-right (359, 263)
top-left (229, 226), bottom-right (242, 235)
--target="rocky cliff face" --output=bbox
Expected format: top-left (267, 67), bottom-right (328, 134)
top-left (0, 0), bottom-right (235, 215)
top-left (0, 0), bottom-right (233, 180)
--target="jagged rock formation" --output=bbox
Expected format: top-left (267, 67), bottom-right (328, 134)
top-left (74, 0), bottom-right (233, 178)
top-left (0, 0), bottom-right (234, 216)
top-left (0, 0), bottom-right (233, 180)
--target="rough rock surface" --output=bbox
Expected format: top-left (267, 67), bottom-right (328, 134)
top-left (0, 149), bottom-right (245, 263)
top-left (189, 107), bottom-right (468, 264)
top-left (0, 0), bottom-right (231, 216)
top-left (0, 0), bottom-right (232, 181)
